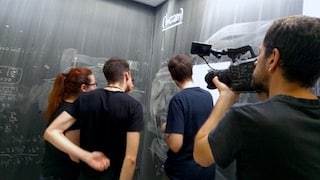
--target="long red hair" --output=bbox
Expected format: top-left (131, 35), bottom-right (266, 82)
top-left (44, 67), bottom-right (93, 122)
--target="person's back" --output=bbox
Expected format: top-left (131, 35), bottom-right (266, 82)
top-left (166, 88), bottom-right (213, 160)
top-left (71, 88), bottom-right (143, 178)
top-left (164, 54), bottom-right (215, 180)
top-left (216, 95), bottom-right (320, 179)
top-left (69, 57), bottom-right (144, 179)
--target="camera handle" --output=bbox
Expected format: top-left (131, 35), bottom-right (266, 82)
top-left (210, 45), bottom-right (256, 62)
top-left (190, 41), bottom-right (256, 69)
top-left (225, 45), bottom-right (256, 62)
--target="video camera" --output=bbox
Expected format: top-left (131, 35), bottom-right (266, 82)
top-left (191, 41), bottom-right (257, 92)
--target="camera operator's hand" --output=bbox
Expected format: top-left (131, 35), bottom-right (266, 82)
top-left (212, 76), bottom-right (239, 103)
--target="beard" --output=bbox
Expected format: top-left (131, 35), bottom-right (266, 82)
top-left (251, 71), bottom-right (269, 95)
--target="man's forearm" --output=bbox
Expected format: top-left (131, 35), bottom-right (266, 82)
top-left (120, 132), bottom-right (140, 180)
top-left (119, 156), bottom-right (136, 180)
top-left (43, 111), bottom-right (110, 172)
top-left (44, 127), bottom-right (90, 161)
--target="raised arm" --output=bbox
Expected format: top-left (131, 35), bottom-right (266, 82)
top-left (119, 132), bottom-right (140, 180)
top-left (193, 77), bottom-right (239, 167)
top-left (43, 111), bottom-right (110, 171)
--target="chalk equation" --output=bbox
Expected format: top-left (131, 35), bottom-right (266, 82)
top-left (0, 135), bottom-right (43, 167)
top-left (0, 86), bottom-right (18, 104)
top-left (0, 66), bottom-right (23, 84)
top-left (0, 112), bottom-right (18, 134)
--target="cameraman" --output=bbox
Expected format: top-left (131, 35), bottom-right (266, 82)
top-left (193, 15), bottom-right (320, 179)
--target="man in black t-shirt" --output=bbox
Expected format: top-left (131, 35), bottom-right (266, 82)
top-left (194, 15), bottom-right (320, 179)
top-left (44, 57), bottom-right (144, 179)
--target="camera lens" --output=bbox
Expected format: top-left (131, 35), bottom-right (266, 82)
top-left (205, 69), bottom-right (231, 89)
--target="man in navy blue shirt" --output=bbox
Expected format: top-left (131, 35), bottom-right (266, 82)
top-left (162, 54), bottom-right (216, 180)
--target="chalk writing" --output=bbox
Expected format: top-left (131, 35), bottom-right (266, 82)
top-left (0, 112), bottom-right (18, 133)
top-left (0, 46), bottom-right (24, 53)
top-left (0, 66), bottom-right (23, 84)
top-left (0, 135), bottom-right (43, 167)
top-left (0, 87), bottom-right (18, 105)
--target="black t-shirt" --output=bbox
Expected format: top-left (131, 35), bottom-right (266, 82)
top-left (70, 88), bottom-right (144, 178)
top-left (42, 102), bottom-right (80, 180)
top-left (209, 95), bottom-right (320, 180)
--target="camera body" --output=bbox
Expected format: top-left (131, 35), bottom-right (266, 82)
top-left (191, 41), bottom-right (256, 92)
top-left (205, 58), bottom-right (256, 91)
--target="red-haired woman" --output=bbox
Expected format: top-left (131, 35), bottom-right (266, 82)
top-left (41, 67), bottom-right (97, 180)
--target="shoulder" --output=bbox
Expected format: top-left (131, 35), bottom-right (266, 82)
top-left (79, 88), bottom-right (105, 98)
top-left (230, 100), bottom-right (265, 115)
top-left (231, 95), bottom-right (287, 112)
top-left (182, 87), bottom-right (211, 95)
top-left (56, 101), bottom-right (74, 112)
top-left (223, 98), bottom-right (278, 127)
top-left (87, 88), bottom-right (106, 95)
top-left (176, 87), bottom-right (212, 101)
top-left (116, 93), bottom-right (143, 109)
top-left (60, 101), bottom-right (73, 108)
top-left (127, 95), bottom-right (143, 108)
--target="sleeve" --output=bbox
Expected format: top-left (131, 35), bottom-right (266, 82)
top-left (208, 107), bottom-right (243, 168)
top-left (66, 97), bottom-right (81, 130)
top-left (68, 96), bottom-right (80, 119)
top-left (165, 96), bottom-right (184, 134)
top-left (65, 103), bottom-right (79, 130)
top-left (128, 101), bottom-right (144, 132)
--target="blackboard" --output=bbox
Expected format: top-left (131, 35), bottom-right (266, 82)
top-left (0, 64), bottom-right (46, 179)
top-left (0, 48), bottom-right (145, 180)
top-left (0, 0), bottom-right (153, 178)
top-left (0, 0), bottom-right (309, 179)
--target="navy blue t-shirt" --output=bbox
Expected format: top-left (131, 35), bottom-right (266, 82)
top-left (165, 87), bottom-right (216, 179)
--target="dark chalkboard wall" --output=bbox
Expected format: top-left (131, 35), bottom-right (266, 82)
top-left (143, 0), bottom-right (305, 180)
top-left (1, 0), bottom-right (314, 180)
top-left (0, 0), bottom-right (154, 179)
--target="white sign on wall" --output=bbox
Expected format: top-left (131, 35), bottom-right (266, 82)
top-left (162, 8), bottom-right (184, 31)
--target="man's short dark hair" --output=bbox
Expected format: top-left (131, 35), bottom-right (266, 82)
top-left (168, 54), bottom-right (193, 82)
top-left (103, 57), bottom-right (130, 83)
top-left (263, 15), bottom-right (320, 87)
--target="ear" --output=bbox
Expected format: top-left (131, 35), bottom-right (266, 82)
top-left (80, 84), bottom-right (88, 92)
top-left (170, 74), bottom-right (175, 81)
top-left (268, 48), bottom-right (280, 72)
top-left (124, 72), bottom-right (130, 82)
